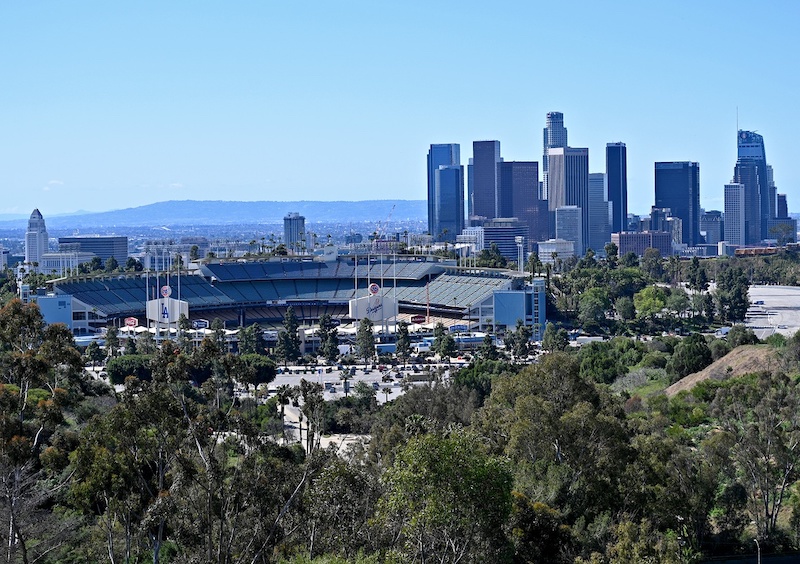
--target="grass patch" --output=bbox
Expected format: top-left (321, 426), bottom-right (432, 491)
top-left (612, 368), bottom-right (670, 397)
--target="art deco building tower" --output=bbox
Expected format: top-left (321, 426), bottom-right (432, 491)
top-left (25, 209), bottom-right (49, 265)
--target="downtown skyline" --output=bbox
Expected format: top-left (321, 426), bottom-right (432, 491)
top-left (2, 2), bottom-right (799, 217)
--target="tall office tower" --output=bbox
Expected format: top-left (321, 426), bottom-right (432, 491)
top-left (606, 142), bottom-right (628, 234)
top-left (471, 141), bottom-right (501, 219)
top-left (283, 212), bottom-right (306, 254)
top-left (654, 161), bottom-right (700, 246)
top-left (734, 130), bottom-right (770, 243)
top-left (25, 209), bottom-right (49, 265)
top-left (542, 112), bottom-right (568, 200)
top-left (724, 183), bottom-right (746, 246)
top-left (467, 158), bottom-right (474, 217)
top-left (548, 147), bottom-right (589, 253)
top-left (777, 194), bottom-right (788, 219)
top-left (587, 173), bottom-right (611, 255)
top-left (432, 164), bottom-right (465, 242)
top-left (555, 206), bottom-right (584, 256)
top-left (767, 164), bottom-right (777, 221)
top-left (427, 144), bottom-right (460, 235)
top-left (498, 161), bottom-right (547, 246)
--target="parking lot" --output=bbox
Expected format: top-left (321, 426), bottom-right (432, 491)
top-left (745, 285), bottom-right (800, 340)
top-left (266, 362), bottom-right (455, 404)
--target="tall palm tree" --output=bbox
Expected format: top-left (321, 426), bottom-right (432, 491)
top-left (275, 384), bottom-right (296, 440)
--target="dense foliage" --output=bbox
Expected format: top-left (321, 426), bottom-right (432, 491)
top-left (6, 248), bottom-right (800, 562)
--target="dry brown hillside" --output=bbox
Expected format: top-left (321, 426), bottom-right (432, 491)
top-left (665, 345), bottom-right (783, 397)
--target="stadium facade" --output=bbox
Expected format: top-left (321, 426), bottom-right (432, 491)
top-left (46, 256), bottom-right (547, 340)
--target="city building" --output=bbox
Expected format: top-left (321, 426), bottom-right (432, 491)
top-left (432, 164), bottom-right (465, 242)
top-left (555, 206), bottom-right (584, 256)
top-left (766, 218), bottom-right (797, 244)
top-left (493, 278), bottom-right (547, 340)
top-left (654, 161), bottom-right (700, 246)
top-left (606, 142), bottom-right (628, 234)
top-left (57, 236), bottom-right (128, 268)
top-left (611, 231), bottom-right (672, 258)
top-left (499, 161), bottom-right (547, 248)
top-left (734, 130), bottom-right (770, 243)
top-left (547, 147), bottom-right (589, 252)
top-left (457, 227), bottom-right (484, 255)
top-left (588, 173), bottom-right (611, 255)
top-left (649, 207), bottom-right (672, 232)
top-left (700, 211), bottom-right (723, 246)
top-left (482, 218), bottom-right (529, 263)
top-left (537, 238), bottom-right (575, 264)
top-left (283, 212), bottom-right (306, 254)
top-left (471, 140), bottom-right (502, 220)
top-left (542, 112), bottom-right (567, 200)
top-left (724, 183), bottom-right (746, 246)
top-left (427, 144), bottom-right (460, 235)
top-left (24, 209), bottom-right (49, 267)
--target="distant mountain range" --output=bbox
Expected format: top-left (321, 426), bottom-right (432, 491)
top-left (0, 200), bottom-right (427, 229)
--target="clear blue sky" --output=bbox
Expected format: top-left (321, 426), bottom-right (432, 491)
top-left (2, 1), bottom-right (799, 218)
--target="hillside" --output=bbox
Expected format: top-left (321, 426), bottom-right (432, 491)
top-left (665, 344), bottom-right (782, 397)
top-left (0, 199), bottom-right (427, 229)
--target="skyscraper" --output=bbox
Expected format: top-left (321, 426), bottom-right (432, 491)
top-left (432, 164), bottom-right (465, 242)
top-left (654, 161), bottom-right (700, 247)
top-left (606, 142), bottom-right (627, 234)
top-left (471, 141), bottom-right (501, 219)
top-left (499, 161), bottom-right (548, 247)
top-left (734, 130), bottom-right (770, 244)
top-left (724, 182), bottom-right (746, 246)
top-left (542, 112), bottom-right (567, 200)
top-left (547, 147), bottom-right (589, 253)
top-left (283, 212), bottom-right (306, 254)
top-left (427, 144), bottom-right (460, 235)
top-left (25, 209), bottom-right (49, 266)
top-left (588, 173), bottom-right (611, 255)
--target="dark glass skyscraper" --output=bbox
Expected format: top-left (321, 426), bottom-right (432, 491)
top-left (606, 142), bottom-right (627, 234)
top-left (427, 144), bottom-right (460, 235)
top-left (654, 162), bottom-right (700, 247)
top-left (471, 140), bottom-right (501, 219)
top-left (432, 165), bottom-right (465, 242)
top-left (733, 130), bottom-right (769, 244)
top-left (498, 161), bottom-right (545, 248)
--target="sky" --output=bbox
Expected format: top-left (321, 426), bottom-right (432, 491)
top-left (2, 1), bottom-right (799, 218)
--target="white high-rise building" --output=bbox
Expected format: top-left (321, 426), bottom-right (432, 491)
top-left (25, 209), bottom-right (49, 266)
top-left (283, 212), bottom-right (306, 254)
top-left (548, 147), bottom-right (589, 253)
top-left (724, 182), bottom-right (746, 246)
top-left (542, 112), bottom-right (568, 200)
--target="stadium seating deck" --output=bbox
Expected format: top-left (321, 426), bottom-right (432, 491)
top-left (55, 260), bottom-right (514, 323)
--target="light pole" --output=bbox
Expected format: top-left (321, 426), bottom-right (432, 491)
top-left (754, 538), bottom-right (760, 564)
top-left (515, 236), bottom-right (524, 274)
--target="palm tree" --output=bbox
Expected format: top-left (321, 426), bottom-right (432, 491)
top-left (275, 384), bottom-right (296, 440)
top-left (339, 369), bottom-right (353, 397)
top-left (382, 386), bottom-right (393, 404)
